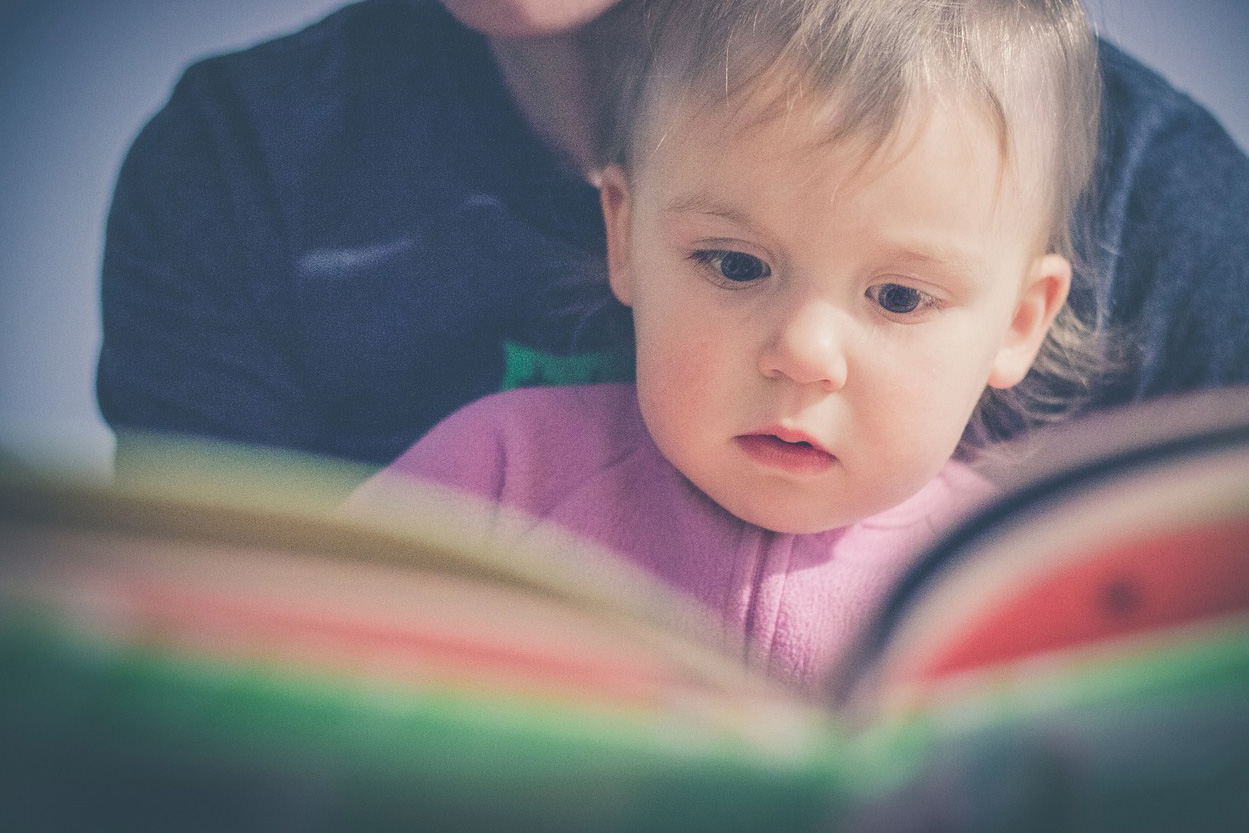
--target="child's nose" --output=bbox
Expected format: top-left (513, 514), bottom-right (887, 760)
top-left (758, 301), bottom-right (849, 391)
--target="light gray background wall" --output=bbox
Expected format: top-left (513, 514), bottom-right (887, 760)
top-left (1, 0), bottom-right (1247, 476)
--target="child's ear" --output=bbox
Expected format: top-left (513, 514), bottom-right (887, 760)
top-left (987, 254), bottom-right (1072, 389)
top-left (599, 164), bottom-right (634, 307)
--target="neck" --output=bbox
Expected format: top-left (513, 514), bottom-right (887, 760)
top-left (489, 31), bottom-right (603, 184)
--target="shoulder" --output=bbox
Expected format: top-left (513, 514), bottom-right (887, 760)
top-left (180, 0), bottom-right (467, 89)
top-left (431, 383), bottom-right (647, 451)
top-left (161, 0), bottom-right (480, 141)
top-left (1094, 39), bottom-right (1249, 233)
top-left (124, 0), bottom-right (486, 171)
top-left (1097, 39), bottom-right (1225, 137)
top-left (1089, 40), bottom-right (1249, 400)
top-left (379, 383), bottom-right (649, 497)
top-left (118, 0), bottom-right (479, 191)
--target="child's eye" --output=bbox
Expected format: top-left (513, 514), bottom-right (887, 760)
top-left (690, 249), bottom-right (772, 284)
top-left (867, 283), bottom-right (941, 317)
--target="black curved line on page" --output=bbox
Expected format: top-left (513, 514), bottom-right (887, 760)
top-left (833, 416), bottom-right (1249, 702)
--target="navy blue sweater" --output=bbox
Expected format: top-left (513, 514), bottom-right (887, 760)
top-left (98, 0), bottom-right (1249, 467)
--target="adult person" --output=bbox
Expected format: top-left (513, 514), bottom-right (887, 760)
top-left (97, 0), bottom-right (1249, 473)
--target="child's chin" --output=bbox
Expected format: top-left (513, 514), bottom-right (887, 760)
top-left (729, 501), bottom-right (857, 536)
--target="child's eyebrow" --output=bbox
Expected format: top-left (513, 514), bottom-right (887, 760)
top-left (662, 191), bottom-right (753, 227)
top-left (884, 243), bottom-right (988, 286)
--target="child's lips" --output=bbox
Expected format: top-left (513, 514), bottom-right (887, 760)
top-left (735, 432), bottom-right (837, 475)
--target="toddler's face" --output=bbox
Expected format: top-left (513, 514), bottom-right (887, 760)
top-left (601, 97), bottom-right (1070, 533)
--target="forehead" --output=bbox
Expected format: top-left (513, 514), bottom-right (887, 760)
top-left (640, 89), bottom-right (1000, 194)
top-left (634, 95), bottom-right (1047, 270)
top-left (638, 85), bottom-right (1046, 235)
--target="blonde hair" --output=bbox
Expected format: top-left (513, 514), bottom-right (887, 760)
top-left (592, 0), bottom-right (1106, 455)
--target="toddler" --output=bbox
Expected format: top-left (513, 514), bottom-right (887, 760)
top-left (350, 0), bottom-right (1104, 687)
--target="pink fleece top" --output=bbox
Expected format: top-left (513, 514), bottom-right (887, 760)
top-left (350, 383), bottom-right (993, 687)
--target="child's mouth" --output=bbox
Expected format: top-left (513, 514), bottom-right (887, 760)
top-left (735, 434), bottom-right (837, 475)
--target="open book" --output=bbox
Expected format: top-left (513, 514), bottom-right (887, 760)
top-left (3, 387), bottom-right (1248, 832)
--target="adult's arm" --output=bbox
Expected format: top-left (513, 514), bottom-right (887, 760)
top-left (97, 60), bottom-right (315, 465)
top-left (97, 0), bottom-right (620, 473)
